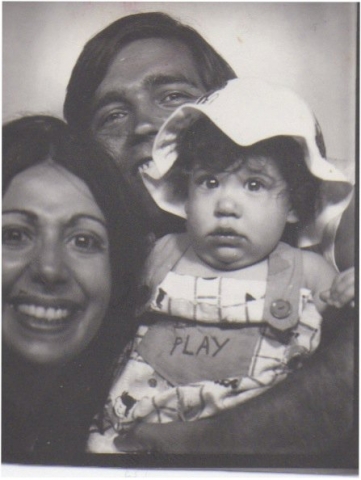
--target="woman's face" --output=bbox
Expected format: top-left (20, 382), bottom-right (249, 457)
top-left (2, 161), bottom-right (112, 365)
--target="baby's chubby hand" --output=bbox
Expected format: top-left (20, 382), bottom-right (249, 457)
top-left (320, 267), bottom-right (355, 308)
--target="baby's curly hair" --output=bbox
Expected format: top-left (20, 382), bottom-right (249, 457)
top-left (166, 117), bottom-right (321, 242)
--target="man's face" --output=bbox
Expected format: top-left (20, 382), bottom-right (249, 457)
top-left (90, 38), bottom-right (206, 224)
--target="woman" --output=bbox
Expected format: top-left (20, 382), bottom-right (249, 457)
top-left (2, 116), bottom-right (146, 462)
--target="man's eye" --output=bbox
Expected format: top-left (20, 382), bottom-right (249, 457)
top-left (2, 227), bottom-right (32, 247)
top-left (161, 91), bottom-right (194, 107)
top-left (245, 179), bottom-right (265, 191)
top-left (196, 175), bottom-right (219, 189)
top-left (101, 110), bottom-right (128, 126)
top-left (68, 234), bottom-right (104, 253)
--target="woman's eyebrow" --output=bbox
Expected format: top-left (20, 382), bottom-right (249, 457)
top-left (2, 209), bottom-right (37, 221)
top-left (68, 214), bottom-right (107, 228)
top-left (2, 211), bottom-right (107, 228)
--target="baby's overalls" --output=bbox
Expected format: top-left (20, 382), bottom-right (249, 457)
top-left (87, 234), bottom-right (322, 452)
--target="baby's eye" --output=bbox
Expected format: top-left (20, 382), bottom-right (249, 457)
top-left (68, 234), bottom-right (105, 253)
top-left (245, 179), bottom-right (266, 192)
top-left (2, 227), bottom-right (32, 248)
top-left (196, 175), bottom-right (219, 189)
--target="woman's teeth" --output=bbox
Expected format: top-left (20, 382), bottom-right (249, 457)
top-left (16, 304), bottom-right (70, 321)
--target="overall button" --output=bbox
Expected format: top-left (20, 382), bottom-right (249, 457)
top-left (148, 378), bottom-right (157, 388)
top-left (270, 299), bottom-right (292, 319)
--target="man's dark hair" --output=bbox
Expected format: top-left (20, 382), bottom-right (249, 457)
top-left (168, 118), bottom-right (321, 244)
top-left (63, 12), bottom-right (236, 134)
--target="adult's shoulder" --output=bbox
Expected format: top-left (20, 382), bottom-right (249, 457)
top-left (335, 189), bottom-right (355, 271)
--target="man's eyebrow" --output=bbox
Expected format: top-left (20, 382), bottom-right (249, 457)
top-left (92, 91), bottom-right (127, 114)
top-left (92, 74), bottom-right (200, 113)
top-left (144, 73), bottom-right (200, 89)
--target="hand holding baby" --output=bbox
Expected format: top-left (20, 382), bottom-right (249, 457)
top-left (320, 267), bottom-right (355, 308)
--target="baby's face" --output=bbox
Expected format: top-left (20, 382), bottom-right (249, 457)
top-left (185, 155), bottom-right (298, 271)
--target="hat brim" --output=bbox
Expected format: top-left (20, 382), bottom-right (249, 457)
top-left (144, 78), bottom-right (352, 220)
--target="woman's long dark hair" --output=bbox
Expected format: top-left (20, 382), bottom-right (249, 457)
top-left (2, 115), bottom-right (147, 458)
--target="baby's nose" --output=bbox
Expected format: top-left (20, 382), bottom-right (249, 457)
top-left (215, 195), bottom-right (242, 218)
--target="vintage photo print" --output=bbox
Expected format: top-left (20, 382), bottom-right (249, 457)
top-left (2, 2), bottom-right (358, 477)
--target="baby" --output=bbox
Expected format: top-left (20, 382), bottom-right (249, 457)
top-left (88, 78), bottom-right (353, 453)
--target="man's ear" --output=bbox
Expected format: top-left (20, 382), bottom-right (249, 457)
top-left (287, 207), bottom-right (299, 224)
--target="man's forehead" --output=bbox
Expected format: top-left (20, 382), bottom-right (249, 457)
top-left (91, 37), bottom-right (205, 114)
top-left (93, 64), bottom-right (204, 110)
top-left (103, 38), bottom-right (202, 80)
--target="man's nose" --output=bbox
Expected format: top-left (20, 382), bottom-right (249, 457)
top-left (30, 238), bottom-right (69, 287)
top-left (215, 191), bottom-right (242, 218)
top-left (133, 100), bottom-right (163, 137)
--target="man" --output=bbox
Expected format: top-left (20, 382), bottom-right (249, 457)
top-left (64, 12), bottom-right (235, 238)
top-left (64, 12), bottom-right (356, 457)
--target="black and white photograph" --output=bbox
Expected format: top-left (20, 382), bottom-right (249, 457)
top-left (2, 2), bottom-right (358, 477)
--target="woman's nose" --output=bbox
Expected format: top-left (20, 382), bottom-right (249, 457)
top-left (215, 192), bottom-right (242, 218)
top-left (30, 239), bottom-right (69, 287)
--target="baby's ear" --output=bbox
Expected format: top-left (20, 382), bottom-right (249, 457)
top-left (287, 207), bottom-right (299, 224)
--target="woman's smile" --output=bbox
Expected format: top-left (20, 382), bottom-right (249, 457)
top-left (2, 162), bottom-right (112, 364)
top-left (7, 294), bottom-right (83, 332)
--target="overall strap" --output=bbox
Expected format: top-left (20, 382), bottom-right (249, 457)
top-left (141, 233), bottom-right (191, 305)
top-left (264, 242), bottom-right (303, 331)
top-left (142, 236), bottom-right (303, 331)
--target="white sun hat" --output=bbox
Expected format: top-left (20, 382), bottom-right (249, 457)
top-left (141, 77), bottom-right (352, 221)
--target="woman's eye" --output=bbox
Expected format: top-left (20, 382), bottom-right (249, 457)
top-left (2, 227), bottom-right (32, 247)
top-left (69, 234), bottom-right (105, 253)
top-left (245, 179), bottom-right (265, 191)
top-left (196, 175), bottom-right (219, 189)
